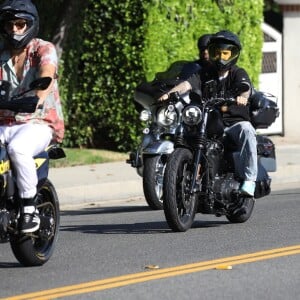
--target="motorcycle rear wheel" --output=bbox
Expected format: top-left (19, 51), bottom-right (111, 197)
top-left (10, 179), bottom-right (60, 266)
top-left (163, 148), bottom-right (197, 232)
top-left (143, 155), bottom-right (167, 210)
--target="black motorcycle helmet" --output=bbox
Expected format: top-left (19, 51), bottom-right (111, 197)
top-left (197, 33), bottom-right (212, 51)
top-left (0, 0), bottom-right (39, 49)
top-left (208, 30), bottom-right (241, 71)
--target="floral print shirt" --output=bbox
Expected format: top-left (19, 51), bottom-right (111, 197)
top-left (0, 38), bottom-right (64, 142)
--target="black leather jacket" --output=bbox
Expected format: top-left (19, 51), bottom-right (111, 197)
top-left (188, 64), bottom-right (252, 126)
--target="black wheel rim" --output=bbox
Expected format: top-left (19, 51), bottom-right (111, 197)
top-left (33, 190), bottom-right (58, 257)
top-left (176, 159), bottom-right (195, 223)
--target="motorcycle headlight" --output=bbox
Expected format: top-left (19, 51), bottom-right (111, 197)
top-left (182, 105), bottom-right (202, 125)
top-left (157, 105), bottom-right (178, 127)
top-left (140, 109), bottom-right (152, 122)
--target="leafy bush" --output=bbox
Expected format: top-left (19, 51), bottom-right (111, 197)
top-left (143, 0), bottom-right (263, 84)
top-left (60, 0), bottom-right (145, 150)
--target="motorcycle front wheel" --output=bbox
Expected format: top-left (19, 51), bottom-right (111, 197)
top-left (143, 155), bottom-right (167, 210)
top-left (163, 148), bottom-right (197, 232)
top-left (10, 179), bottom-right (60, 266)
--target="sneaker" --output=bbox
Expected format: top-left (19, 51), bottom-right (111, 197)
top-left (240, 181), bottom-right (256, 197)
top-left (20, 206), bottom-right (40, 233)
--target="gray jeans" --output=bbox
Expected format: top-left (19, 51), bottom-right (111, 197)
top-left (224, 121), bottom-right (257, 181)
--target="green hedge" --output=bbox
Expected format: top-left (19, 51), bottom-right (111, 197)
top-left (143, 0), bottom-right (263, 83)
top-left (35, 0), bottom-right (263, 152)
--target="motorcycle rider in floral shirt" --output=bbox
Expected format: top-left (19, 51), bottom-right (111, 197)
top-left (0, 0), bottom-right (64, 233)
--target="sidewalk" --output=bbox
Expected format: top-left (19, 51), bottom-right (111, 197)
top-left (49, 161), bottom-right (144, 209)
top-left (48, 138), bottom-right (300, 209)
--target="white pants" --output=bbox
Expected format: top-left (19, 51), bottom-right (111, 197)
top-left (0, 123), bottom-right (53, 199)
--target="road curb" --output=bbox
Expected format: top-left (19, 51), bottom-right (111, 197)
top-left (49, 143), bottom-right (300, 210)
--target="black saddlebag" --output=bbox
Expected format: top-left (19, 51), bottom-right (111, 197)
top-left (256, 135), bottom-right (276, 172)
top-left (254, 161), bottom-right (271, 199)
top-left (254, 135), bottom-right (276, 199)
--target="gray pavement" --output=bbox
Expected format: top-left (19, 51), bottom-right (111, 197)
top-left (48, 136), bottom-right (300, 210)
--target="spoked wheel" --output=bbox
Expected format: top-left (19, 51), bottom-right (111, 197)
top-left (226, 196), bottom-right (255, 223)
top-left (143, 155), bottom-right (168, 210)
top-left (10, 179), bottom-right (60, 266)
top-left (163, 148), bottom-right (197, 232)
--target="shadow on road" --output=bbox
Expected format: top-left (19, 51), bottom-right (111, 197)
top-left (0, 262), bottom-right (21, 268)
top-left (60, 220), bottom-right (169, 234)
top-left (60, 219), bottom-right (229, 235)
top-left (59, 204), bottom-right (231, 235)
top-left (60, 205), bottom-right (150, 216)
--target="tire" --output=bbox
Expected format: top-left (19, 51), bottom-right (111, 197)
top-left (143, 155), bottom-right (167, 210)
top-left (226, 197), bottom-right (255, 223)
top-left (163, 148), bottom-right (197, 232)
top-left (10, 179), bottom-right (60, 266)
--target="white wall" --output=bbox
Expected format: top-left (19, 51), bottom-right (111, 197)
top-left (258, 23), bottom-right (283, 135)
top-left (282, 11), bottom-right (300, 137)
top-left (275, 0), bottom-right (300, 139)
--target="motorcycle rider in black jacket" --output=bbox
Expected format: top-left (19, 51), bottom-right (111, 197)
top-left (159, 30), bottom-right (257, 197)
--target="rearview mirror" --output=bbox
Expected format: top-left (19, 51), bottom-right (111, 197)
top-left (29, 77), bottom-right (52, 91)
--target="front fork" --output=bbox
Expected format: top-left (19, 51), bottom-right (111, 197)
top-left (189, 108), bottom-right (209, 194)
top-left (190, 148), bottom-right (202, 194)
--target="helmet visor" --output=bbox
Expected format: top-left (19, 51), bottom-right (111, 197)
top-left (209, 43), bottom-right (240, 65)
top-left (4, 19), bottom-right (27, 31)
top-left (0, 11), bottom-right (34, 24)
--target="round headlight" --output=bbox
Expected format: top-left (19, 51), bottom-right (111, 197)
top-left (140, 109), bottom-right (152, 122)
top-left (157, 105), bottom-right (178, 126)
top-left (182, 105), bottom-right (202, 125)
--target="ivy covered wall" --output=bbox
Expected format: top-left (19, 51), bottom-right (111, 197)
top-left (143, 0), bottom-right (263, 83)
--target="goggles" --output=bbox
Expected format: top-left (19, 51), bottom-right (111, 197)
top-left (209, 43), bottom-right (240, 62)
top-left (4, 19), bottom-right (27, 31)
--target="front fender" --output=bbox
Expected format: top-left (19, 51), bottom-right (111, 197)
top-left (143, 140), bottom-right (174, 155)
top-left (131, 139), bottom-right (174, 177)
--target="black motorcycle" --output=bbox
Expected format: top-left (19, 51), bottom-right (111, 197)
top-left (127, 78), bottom-right (188, 210)
top-left (127, 61), bottom-right (202, 210)
top-left (0, 77), bottom-right (65, 266)
top-left (163, 80), bottom-right (279, 232)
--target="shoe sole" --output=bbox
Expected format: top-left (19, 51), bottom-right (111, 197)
top-left (240, 190), bottom-right (254, 197)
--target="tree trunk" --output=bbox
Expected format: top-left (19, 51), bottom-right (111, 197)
top-left (52, 0), bottom-right (82, 59)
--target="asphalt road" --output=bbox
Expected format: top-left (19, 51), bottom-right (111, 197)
top-left (0, 186), bottom-right (299, 300)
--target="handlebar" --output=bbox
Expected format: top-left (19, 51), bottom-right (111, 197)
top-left (0, 96), bottom-right (38, 113)
top-left (166, 91), bottom-right (191, 105)
top-left (156, 93), bottom-right (178, 106)
top-left (156, 92), bottom-right (236, 110)
top-left (0, 77), bottom-right (51, 114)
